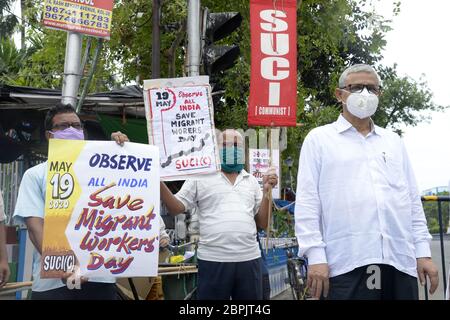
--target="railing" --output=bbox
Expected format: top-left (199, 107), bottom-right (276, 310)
top-left (0, 161), bottom-right (22, 225)
top-left (0, 154), bottom-right (47, 225)
top-left (259, 237), bottom-right (297, 297)
top-left (421, 195), bottom-right (449, 300)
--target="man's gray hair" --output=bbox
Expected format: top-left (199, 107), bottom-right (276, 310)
top-left (338, 64), bottom-right (381, 88)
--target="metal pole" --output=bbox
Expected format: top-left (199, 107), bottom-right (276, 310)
top-left (127, 278), bottom-right (140, 300)
top-left (62, 32), bottom-right (83, 107)
top-left (448, 180), bottom-right (450, 234)
top-left (288, 166), bottom-right (293, 190)
top-left (437, 200), bottom-right (447, 293)
top-left (152, 0), bottom-right (161, 79)
top-left (76, 39), bottom-right (104, 113)
top-left (187, 0), bottom-right (201, 76)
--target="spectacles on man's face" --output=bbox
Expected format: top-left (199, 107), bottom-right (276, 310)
top-left (340, 84), bottom-right (381, 95)
top-left (52, 122), bottom-right (83, 130)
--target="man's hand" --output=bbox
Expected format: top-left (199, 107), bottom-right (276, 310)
top-left (0, 259), bottom-right (10, 288)
top-left (160, 237), bottom-right (170, 248)
top-left (263, 167), bottom-right (278, 194)
top-left (255, 167), bottom-right (279, 229)
top-left (62, 266), bottom-right (88, 290)
top-left (111, 131), bottom-right (129, 146)
top-left (190, 235), bottom-right (200, 243)
top-left (307, 263), bottom-right (329, 299)
top-left (417, 257), bottom-right (439, 294)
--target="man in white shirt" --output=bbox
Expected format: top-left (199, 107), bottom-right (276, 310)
top-left (0, 191), bottom-right (10, 288)
top-left (295, 64), bottom-right (439, 300)
top-left (13, 103), bottom-right (129, 299)
top-left (160, 129), bottom-right (278, 300)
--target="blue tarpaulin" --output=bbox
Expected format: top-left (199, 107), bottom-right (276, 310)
top-left (273, 199), bottom-right (295, 214)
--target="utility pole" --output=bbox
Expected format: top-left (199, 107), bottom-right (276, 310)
top-left (20, 0), bottom-right (26, 50)
top-left (448, 180), bottom-right (450, 234)
top-left (61, 32), bottom-right (83, 107)
top-left (152, 0), bottom-right (161, 79)
top-left (187, 0), bottom-right (201, 76)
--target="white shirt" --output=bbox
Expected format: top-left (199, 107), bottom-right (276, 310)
top-left (175, 170), bottom-right (263, 262)
top-left (446, 268), bottom-right (450, 300)
top-left (294, 115), bottom-right (431, 278)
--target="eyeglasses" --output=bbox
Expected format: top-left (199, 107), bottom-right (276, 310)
top-left (52, 122), bottom-right (83, 130)
top-left (340, 84), bottom-right (381, 95)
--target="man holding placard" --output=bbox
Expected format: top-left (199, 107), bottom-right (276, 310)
top-left (160, 129), bottom-right (278, 300)
top-left (13, 103), bottom-right (129, 300)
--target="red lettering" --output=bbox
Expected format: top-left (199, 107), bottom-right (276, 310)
top-left (103, 196), bottom-right (115, 209)
top-left (128, 199), bottom-right (144, 211)
top-left (174, 156), bottom-right (212, 169)
top-left (108, 256), bottom-right (134, 275)
top-left (178, 91), bottom-right (203, 98)
top-left (80, 231), bottom-right (99, 251)
top-left (88, 183), bottom-right (145, 211)
top-left (88, 183), bottom-right (116, 207)
top-left (144, 237), bottom-right (156, 253)
top-left (115, 195), bottom-right (131, 209)
top-left (116, 233), bottom-right (133, 254)
top-left (87, 253), bottom-right (103, 271)
top-left (87, 253), bottom-right (134, 275)
top-left (128, 238), bottom-right (140, 251)
top-left (75, 208), bottom-right (97, 230)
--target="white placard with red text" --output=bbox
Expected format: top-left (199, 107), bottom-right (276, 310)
top-left (249, 148), bottom-right (281, 199)
top-left (41, 140), bottom-right (160, 278)
top-left (143, 77), bottom-right (221, 180)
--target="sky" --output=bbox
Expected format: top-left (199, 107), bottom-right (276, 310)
top-left (375, 0), bottom-right (450, 192)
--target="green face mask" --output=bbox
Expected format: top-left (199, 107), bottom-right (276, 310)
top-left (221, 147), bottom-right (244, 173)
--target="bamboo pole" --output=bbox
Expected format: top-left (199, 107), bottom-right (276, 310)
top-left (158, 270), bottom-right (198, 276)
top-left (0, 281), bottom-right (33, 291)
top-left (158, 266), bottom-right (197, 273)
top-left (1, 281), bottom-right (33, 289)
top-left (266, 129), bottom-right (273, 253)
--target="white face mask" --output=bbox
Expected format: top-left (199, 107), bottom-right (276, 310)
top-left (345, 88), bottom-right (379, 119)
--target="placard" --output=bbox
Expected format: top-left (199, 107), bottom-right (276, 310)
top-left (41, 140), bottom-right (160, 278)
top-left (144, 76), bottom-right (221, 180)
top-left (249, 148), bottom-right (281, 199)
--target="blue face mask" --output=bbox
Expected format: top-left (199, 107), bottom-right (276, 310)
top-left (221, 147), bottom-right (244, 173)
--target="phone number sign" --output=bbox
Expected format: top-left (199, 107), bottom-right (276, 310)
top-left (43, 0), bottom-right (113, 39)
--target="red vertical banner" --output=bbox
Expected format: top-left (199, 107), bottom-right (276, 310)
top-left (248, 0), bottom-right (297, 127)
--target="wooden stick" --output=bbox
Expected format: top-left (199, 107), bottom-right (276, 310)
top-left (158, 270), bottom-right (198, 276)
top-left (158, 266), bottom-right (197, 273)
top-left (0, 281), bottom-right (33, 295)
top-left (0, 281), bottom-right (33, 291)
top-left (116, 283), bottom-right (144, 300)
